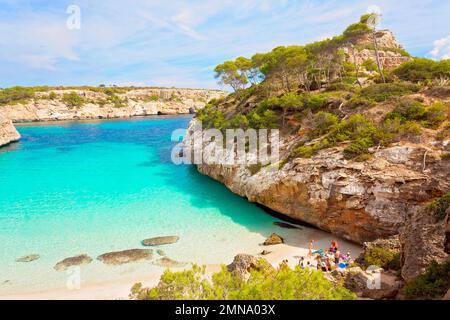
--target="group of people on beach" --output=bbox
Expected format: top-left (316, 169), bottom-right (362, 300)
top-left (299, 239), bottom-right (354, 272)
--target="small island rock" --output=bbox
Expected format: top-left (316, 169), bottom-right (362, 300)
top-left (263, 233), bottom-right (284, 246)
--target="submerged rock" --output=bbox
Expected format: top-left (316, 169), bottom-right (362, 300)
top-left (15, 254), bottom-right (40, 263)
top-left (141, 236), bottom-right (179, 246)
top-left (156, 249), bottom-right (166, 256)
top-left (263, 233), bottom-right (284, 246)
top-left (273, 222), bottom-right (301, 229)
top-left (97, 249), bottom-right (153, 265)
top-left (153, 257), bottom-right (187, 268)
top-left (54, 254), bottom-right (93, 271)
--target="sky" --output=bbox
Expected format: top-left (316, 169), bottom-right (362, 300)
top-left (0, 0), bottom-right (449, 89)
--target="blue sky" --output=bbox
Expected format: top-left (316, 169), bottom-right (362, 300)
top-left (1, 0), bottom-right (449, 89)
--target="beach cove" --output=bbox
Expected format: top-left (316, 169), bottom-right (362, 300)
top-left (0, 115), bottom-right (361, 299)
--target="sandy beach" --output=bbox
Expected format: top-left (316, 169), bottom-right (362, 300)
top-left (0, 226), bottom-right (362, 300)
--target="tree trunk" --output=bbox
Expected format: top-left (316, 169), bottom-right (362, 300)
top-left (373, 30), bottom-right (386, 83)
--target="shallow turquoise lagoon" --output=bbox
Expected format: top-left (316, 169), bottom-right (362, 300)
top-left (0, 116), bottom-right (280, 295)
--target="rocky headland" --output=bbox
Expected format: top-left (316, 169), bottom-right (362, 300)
top-left (0, 115), bottom-right (20, 147)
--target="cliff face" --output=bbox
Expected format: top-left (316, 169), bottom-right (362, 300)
top-left (0, 116), bottom-right (20, 147)
top-left (189, 28), bottom-right (449, 244)
top-left (197, 137), bottom-right (450, 244)
top-left (0, 88), bottom-right (226, 123)
top-left (342, 30), bottom-right (411, 70)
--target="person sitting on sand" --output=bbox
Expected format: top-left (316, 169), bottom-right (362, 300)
top-left (334, 250), bottom-right (340, 265)
top-left (330, 240), bottom-right (338, 253)
top-left (299, 258), bottom-right (305, 269)
top-left (346, 252), bottom-right (353, 264)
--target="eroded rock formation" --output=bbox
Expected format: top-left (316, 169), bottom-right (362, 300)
top-left (0, 115), bottom-right (20, 147)
top-left (197, 139), bottom-right (450, 243)
top-left (0, 88), bottom-right (225, 123)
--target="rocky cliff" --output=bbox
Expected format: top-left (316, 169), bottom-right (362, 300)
top-left (342, 30), bottom-right (411, 70)
top-left (189, 26), bottom-right (449, 244)
top-left (0, 88), bottom-right (226, 123)
top-left (0, 115), bottom-right (20, 147)
top-left (197, 137), bottom-right (450, 244)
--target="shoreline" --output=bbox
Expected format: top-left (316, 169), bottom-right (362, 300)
top-left (0, 227), bottom-right (362, 300)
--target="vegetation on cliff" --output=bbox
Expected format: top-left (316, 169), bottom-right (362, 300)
top-left (130, 261), bottom-right (356, 300)
top-left (199, 13), bottom-right (450, 162)
top-left (404, 260), bottom-right (450, 299)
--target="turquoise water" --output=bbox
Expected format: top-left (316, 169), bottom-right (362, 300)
top-left (0, 116), bottom-right (280, 295)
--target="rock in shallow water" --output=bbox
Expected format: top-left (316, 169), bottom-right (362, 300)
top-left (263, 233), bottom-right (284, 246)
top-left (156, 249), bottom-right (166, 256)
top-left (153, 257), bottom-right (187, 268)
top-left (273, 222), bottom-right (301, 229)
top-left (16, 254), bottom-right (40, 263)
top-left (141, 236), bottom-right (179, 246)
top-left (54, 254), bottom-right (93, 271)
top-left (97, 249), bottom-right (153, 265)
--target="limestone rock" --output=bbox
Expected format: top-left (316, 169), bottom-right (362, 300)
top-left (263, 233), bottom-right (284, 246)
top-left (227, 254), bottom-right (259, 279)
top-left (54, 254), bottom-right (93, 271)
top-left (331, 267), bottom-right (402, 300)
top-left (152, 257), bottom-right (187, 268)
top-left (193, 113), bottom-right (450, 244)
top-left (0, 115), bottom-right (20, 147)
top-left (15, 254), bottom-right (40, 263)
top-left (443, 288), bottom-right (450, 300)
top-left (400, 206), bottom-right (449, 282)
top-left (142, 236), bottom-right (179, 246)
top-left (97, 249), bottom-right (153, 265)
top-left (0, 88), bottom-right (226, 123)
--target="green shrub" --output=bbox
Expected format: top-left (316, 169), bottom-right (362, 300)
top-left (302, 93), bottom-right (329, 112)
top-left (329, 114), bottom-right (377, 143)
top-left (393, 58), bottom-right (450, 83)
top-left (342, 22), bottom-right (371, 40)
top-left (386, 99), bottom-right (426, 122)
top-left (362, 59), bottom-right (378, 72)
top-left (48, 92), bottom-right (57, 100)
top-left (357, 83), bottom-right (419, 102)
top-left (248, 110), bottom-right (280, 129)
top-left (294, 145), bottom-right (317, 158)
top-left (0, 86), bottom-right (36, 105)
top-left (427, 192), bottom-right (450, 220)
top-left (387, 100), bottom-right (448, 129)
top-left (228, 114), bottom-right (249, 129)
top-left (61, 92), bottom-right (85, 108)
top-left (364, 247), bottom-right (401, 270)
top-left (422, 102), bottom-right (448, 129)
top-left (248, 163), bottom-right (263, 175)
top-left (312, 112), bottom-right (339, 136)
top-left (404, 261), bottom-right (450, 299)
top-left (437, 123), bottom-right (450, 140)
top-left (145, 95), bottom-right (159, 102)
top-left (130, 261), bottom-right (357, 300)
top-left (343, 137), bottom-right (373, 160)
top-left (107, 94), bottom-right (127, 108)
top-left (346, 96), bottom-right (376, 109)
top-left (441, 153), bottom-right (450, 160)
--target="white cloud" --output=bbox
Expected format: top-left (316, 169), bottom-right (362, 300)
top-left (430, 35), bottom-right (450, 60)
